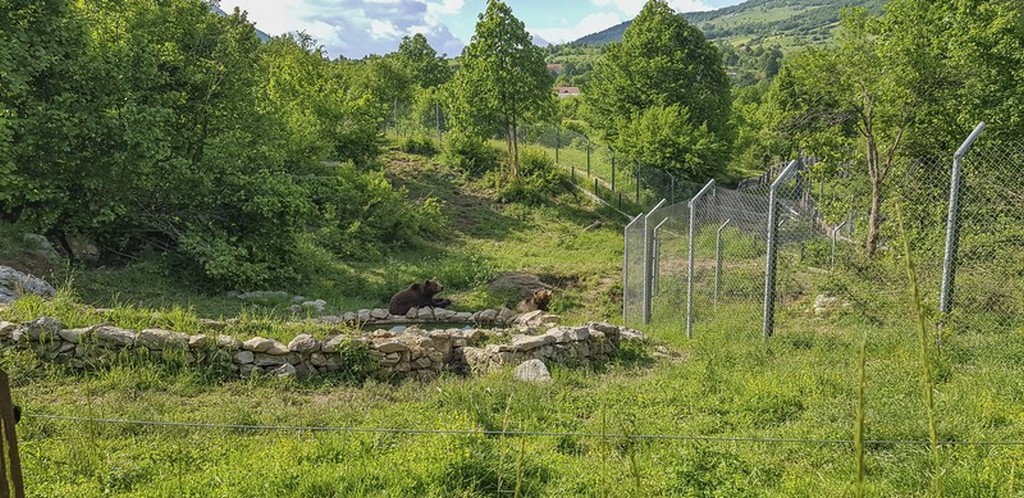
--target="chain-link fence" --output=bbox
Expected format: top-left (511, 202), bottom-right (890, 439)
top-left (939, 133), bottom-right (1024, 331)
top-left (519, 122), bottom-right (694, 213)
top-left (627, 122), bottom-right (1024, 338)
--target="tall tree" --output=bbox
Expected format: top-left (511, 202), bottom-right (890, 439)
top-left (586, 0), bottom-right (733, 180)
top-left (395, 34), bottom-right (451, 89)
top-left (768, 8), bottom-right (917, 257)
top-left (445, 0), bottom-right (553, 177)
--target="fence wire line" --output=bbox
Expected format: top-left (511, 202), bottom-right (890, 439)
top-left (24, 414), bottom-right (1024, 448)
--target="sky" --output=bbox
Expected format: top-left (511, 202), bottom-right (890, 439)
top-left (218, 0), bottom-right (745, 59)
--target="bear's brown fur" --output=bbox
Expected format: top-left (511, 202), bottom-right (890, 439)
top-left (516, 288), bottom-right (552, 314)
top-left (388, 280), bottom-right (451, 315)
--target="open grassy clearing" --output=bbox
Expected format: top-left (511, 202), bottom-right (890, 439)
top-left (6, 301), bottom-right (1024, 496)
top-left (4, 148), bottom-right (1024, 496)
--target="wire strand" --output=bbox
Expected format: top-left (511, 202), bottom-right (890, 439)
top-left (24, 414), bottom-right (1024, 447)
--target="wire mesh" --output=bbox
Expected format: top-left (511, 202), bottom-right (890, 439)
top-left (623, 213), bottom-right (646, 327)
top-left (946, 140), bottom-right (1024, 331)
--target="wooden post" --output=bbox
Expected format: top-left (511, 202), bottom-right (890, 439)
top-left (0, 369), bottom-right (24, 498)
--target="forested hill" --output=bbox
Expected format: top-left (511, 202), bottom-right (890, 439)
top-left (573, 0), bottom-right (885, 48)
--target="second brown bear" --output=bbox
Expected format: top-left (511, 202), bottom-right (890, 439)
top-left (516, 288), bottom-right (552, 314)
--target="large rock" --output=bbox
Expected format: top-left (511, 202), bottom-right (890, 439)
top-left (370, 308), bottom-right (389, 320)
top-left (234, 350), bottom-right (255, 364)
top-left (242, 337), bottom-right (287, 353)
top-left (188, 334), bottom-right (216, 350)
top-left (813, 294), bottom-right (848, 315)
top-left (514, 359), bottom-right (551, 383)
top-left (95, 326), bottom-right (136, 347)
top-left (19, 316), bottom-right (63, 341)
top-left (217, 335), bottom-right (242, 351)
top-left (288, 334), bottom-right (320, 354)
top-left (374, 339), bottom-right (410, 354)
top-left (0, 266), bottom-right (56, 303)
top-left (512, 334), bottom-right (554, 352)
top-left (137, 329), bottom-right (189, 350)
top-left (270, 363), bottom-right (297, 379)
top-left (488, 272), bottom-right (550, 298)
top-left (301, 300), bottom-right (327, 314)
top-left (321, 335), bottom-right (349, 353)
top-left (23, 234), bottom-right (59, 260)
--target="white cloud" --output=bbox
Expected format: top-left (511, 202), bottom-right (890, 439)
top-left (532, 12), bottom-right (624, 45)
top-left (222, 0), bottom-right (465, 58)
top-left (591, 0), bottom-right (713, 16)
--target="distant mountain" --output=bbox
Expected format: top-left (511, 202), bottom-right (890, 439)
top-left (572, 0), bottom-right (885, 49)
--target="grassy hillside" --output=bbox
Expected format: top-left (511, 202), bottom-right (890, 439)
top-left (573, 0), bottom-right (885, 49)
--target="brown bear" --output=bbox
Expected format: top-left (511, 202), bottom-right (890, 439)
top-left (388, 280), bottom-right (452, 315)
top-left (516, 288), bottom-right (552, 314)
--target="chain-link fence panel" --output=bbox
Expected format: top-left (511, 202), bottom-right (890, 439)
top-left (945, 139), bottom-right (1024, 332)
top-left (623, 212), bottom-right (646, 327)
top-left (647, 200), bottom-right (689, 328)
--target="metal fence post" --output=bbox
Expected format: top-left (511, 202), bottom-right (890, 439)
top-left (715, 219), bottom-right (732, 309)
top-left (940, 122), bottom-right (986, 317)
top-left (555, 125), bottom-right (560, 165)
top-left (623, 213), bottom-right (644, 324)
top-left (831, 220), bottom-right (848, 271)
top-left (611, 155), bottom-right (616, 191)
top-left (763, 160), bottom-right (801, 339)
top-left (635, 161), bottom-right (641, 204)
top-left (643, 199), bottom-right (668, 324)
top-left (653, 218), bottom-right (669, 295)
top-left (686, 180), bottom-right (716, 338)
top-left (586, 143), bottom-right (591, 175)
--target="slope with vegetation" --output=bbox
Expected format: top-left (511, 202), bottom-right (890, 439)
top-left (573, 0), bottom-right (884, 49)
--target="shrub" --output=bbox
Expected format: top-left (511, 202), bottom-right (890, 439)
top-left (497, 148), bottom-right (565, 205)
top-left (400, 134), bottom-right (439, 156)
top-left (440, 132), bottom-right (501, 176)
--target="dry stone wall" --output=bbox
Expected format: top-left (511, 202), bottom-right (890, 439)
top-left (0, 312), bottom-right (647, 381)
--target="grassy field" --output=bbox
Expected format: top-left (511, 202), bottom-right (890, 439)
top-left (3, 146), bottom-right (1024, 496)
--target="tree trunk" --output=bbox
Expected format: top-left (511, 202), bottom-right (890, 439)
top-left (511, 122), bottom-right (520, 178)
top-left (505, 125), bottom-right (514, 173)
top-left (865, 137), bottom-right (881, 257)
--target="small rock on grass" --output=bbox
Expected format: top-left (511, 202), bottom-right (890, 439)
top-left (513, 359), bottom-right (551, 383)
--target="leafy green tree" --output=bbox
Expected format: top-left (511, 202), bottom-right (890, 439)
top-left (445, 0), bottom-right (553, 177)
top-left (0, 0), bottom-right (87, 240)
top-left (586, 0), bottom-right (733, 181)
top-left (768, 8), bottom-right (918, 257)
top-left (396, 34), bottom-right (452, 89)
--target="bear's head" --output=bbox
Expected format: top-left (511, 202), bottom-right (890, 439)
top-left (422, 280), bottom-right (444, 297)
top-left (532, 289), bottom-right (552, 307)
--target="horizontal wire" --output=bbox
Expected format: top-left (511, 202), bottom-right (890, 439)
top-left (23, 414), bottom-right (1024, 447)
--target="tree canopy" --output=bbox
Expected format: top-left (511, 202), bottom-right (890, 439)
top-left (585, 0), bottom-right (733, 181)
top-left (444, 0), bottom-right (553, 177)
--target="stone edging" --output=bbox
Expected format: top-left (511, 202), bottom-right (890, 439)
top-left (0, 312), bottom-right (647, 381)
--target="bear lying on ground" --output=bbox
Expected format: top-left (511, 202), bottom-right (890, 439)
top-left (388, 280), bottom-right (452, 315)
top-left (516, 288), bottom-right (552, 314)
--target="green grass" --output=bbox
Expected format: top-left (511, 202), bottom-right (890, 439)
top-left (7, 300), bottom-right (1024, 496)
top-left (5, 145), bottom-right (1024, 496)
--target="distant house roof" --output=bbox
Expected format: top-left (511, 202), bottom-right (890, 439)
top-left (554, 86), bottom-right (581, 98)
top-left (547, 64), bottom-right (565, 73)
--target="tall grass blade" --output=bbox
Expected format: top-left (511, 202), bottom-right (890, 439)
top-left (896, 203), bottom-right (942, 496)
top-left (854, 336), bottom-right (866, 498)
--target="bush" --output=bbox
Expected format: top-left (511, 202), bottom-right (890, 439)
top-left (440, 132), bottom-right (501, 176)
top-left (497, 148), bottom-right (565, 205)
top-left (400, 134), bottom-right (439, 156)
top-left (308, 161), bottom-right (447, 261)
